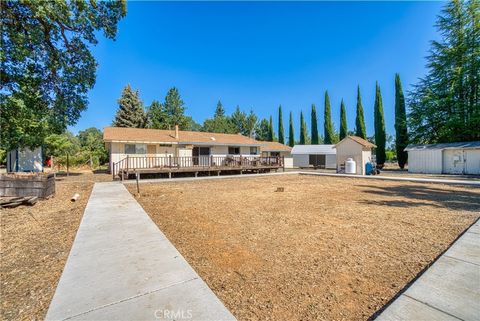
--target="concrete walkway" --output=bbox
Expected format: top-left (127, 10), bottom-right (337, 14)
top-left (376, 220), bottom-right (480, 321)
top-left (46, 182), bottom-right (236, 321)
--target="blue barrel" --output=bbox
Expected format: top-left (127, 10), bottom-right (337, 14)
top-left (365, 162), bottom-right (374, 175)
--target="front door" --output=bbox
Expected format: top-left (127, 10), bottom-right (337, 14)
top-left (147, 145), bottom-right (156, 167)
top-left (192, 147), bottom-right (210, 165)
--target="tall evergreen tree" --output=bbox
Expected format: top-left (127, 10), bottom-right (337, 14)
top-left (300, 111), bottom-right (307, 144)
top-left (394, 74), bottom-right (409, 169)
top-left (147, 100), bottom-right (166, 129)
top-left (323, 91), bottom-right (335, 144)
top-left (202, 100), bottom-right (234, 133)
top-left (355, 86), bottom-right (367, 139)
top-left (339, 99), bottom-right (348, 141)
top-left (268, 116), bottom-right (275, 141)
top-left (256, 118), bottom-right (270, 141)
top-left (230, 106), bottom-right (248, 136)
top-left (288, 112), bottom-right (295, 147)
top-left (163, 87), bottom-right (189, 130)
top-left (246, 110), bottom-right (258, 138)
top-left (278, 105), bottom-right (285, 144)
top-left (409, 0), bottom-right (480, 143)
top-left (113, 85), bottom-right (146, 128)
top-left (311, 104), bottom-right (319, 144)
top-left (374, 82), bottom-right (387, 166)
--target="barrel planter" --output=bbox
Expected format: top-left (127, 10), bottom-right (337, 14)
top-left (0, 173), bottom-right (55, 198)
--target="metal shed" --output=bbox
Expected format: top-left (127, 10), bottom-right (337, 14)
top-left (7, 147), bottom-right (44, 173)
top-left (405, 141), bottom-right (480, 175)
top-left (291, 145), bottom-right (336, 168)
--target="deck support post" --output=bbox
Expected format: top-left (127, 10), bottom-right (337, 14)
top-left (195, 172), bottom-right (198, 177)
top-left (168, 172), bottom-right (172, 179)
top-left (217, 171), bottom-right (220, 176)
top-left (136, 172), bottom-right (140, 194)
top-left (240, 170), bottom-right (243, 175)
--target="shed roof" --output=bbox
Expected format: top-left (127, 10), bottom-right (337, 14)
top-left (103, 127), bottom-right (261, 146)
top-left (405, 141), bottom-right (480, 151)
top-left (336, 136), bottom-right (376, 148)
top-left (259, 141), bottom-right (292, 152)
top-left (291, 144), bottom-right (336, 155)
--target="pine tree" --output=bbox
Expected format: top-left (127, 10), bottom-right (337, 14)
top-left (300, 111), bottom-right (307, 144)
top-left (409, 0), bottom-right (480, 143)
top-left (395, 74), bottom-right (409, 169)
top-left (246, 110), bottom-right (258, 138)
top-left (268, 116), bottom-right (275, 141)
top-left (230, 106), bottom-right (248, 136)
top-left (374, 82), bottom-right (387, 166)
top-left (311, 104), bottom-right (319, 144)
top-left (202, 100), bottom-right (234, 133)
top-left (339, 99), bottom-right (348, 141)
top-left (113, 85), bottom-right (146, 128)
top-left (288, 112), bottom-right (295, 147)
top-left (256, 118), bottom-right (270, 141)
top-left (163, 87), bottom-right (188, 130)
top-left (355, 85), bottom-right (367, 139)
top-left (147, 100), bottom-right (166, 129)
top-left (278, 105), bottom-right (285, 144)
top-left (323, 91), bottom-right (335, 144)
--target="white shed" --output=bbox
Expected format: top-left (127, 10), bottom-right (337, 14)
top-left (7, 147), bottom-right (44, 173)
top-left (291, 145), bottom-right (336, 168)
top-left (335, 136), bottom-right (376, 175)
top-left (405, 141), bottom-right (480, 175)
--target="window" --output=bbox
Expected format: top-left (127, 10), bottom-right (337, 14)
top-left (228, 146), bottom-right (240, 155)
top-left (250, 147), bottom-right (258, 155)
top-left (124, 144), bottom-right (146, 154)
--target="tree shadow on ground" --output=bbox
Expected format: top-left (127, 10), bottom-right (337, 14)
top-left (357, 184), bottom-right (480, 212)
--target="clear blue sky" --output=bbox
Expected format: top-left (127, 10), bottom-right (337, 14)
top-left (71, 1), bottom-right (444, 140)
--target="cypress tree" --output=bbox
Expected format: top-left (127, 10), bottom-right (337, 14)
top-left (300, 111), bottom-right (307, 144)
top-left (374, 82), bottom-right (387, 166)
top-left (339, 99), bottom-right (347, 141)
top-left (323, 91), bottom-right (335, 144)
top-left (278, 105), bottom-right (285, 144)
top-left (288, 112), bottom-right (295, 147)
top-left (355, 85), bottom-right (367, 139)
top-left (311, 104), bottom-right (319, 144)
top-left (113, 84), bottom-right (146, 128)
top-left (268, 116), bottom-right (275, 141)
top-left (395, 74), bottom-right (409, 169)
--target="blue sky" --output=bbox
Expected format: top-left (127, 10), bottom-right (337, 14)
top-left (71, 1), bottom-right (444, 139)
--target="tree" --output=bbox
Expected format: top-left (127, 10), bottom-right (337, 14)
top-left (340, 99), bottom-right (348, 141)
top-left (256, 119), bottom-right (270, 141)
top-left (323, 91), bottom-right (335, 144)
top-left (78, 127), bottom-right (108, 166)
top-left (113, 85), bottom-right (146, 128)
top-left (246, 110), bottom-right (258, 138)
top-left (268, 116), bottom-right (275, 141)
top-left (288, 112), bottom-right (295, 147)
top-left (394, 74), bottom-right (409, 169)
top-left (374, 82), bottom-right (387, 166)
top-left (202, 100), bottom-right (234, 133)
top-left (0, 1), bottom-right (126, 151)
top-left (278, 105), bottom-right (285, 144)
top-left (230, 106), bottom-right (248, 135)
top-left (163, 87), bottom-right (189, 130)
top-left (300, 111), bottom-right (308, 144)
top-left (355, 86), bottom-right (367, 139)
top-left (147, 100), bottom-right (167, 129)
top-left (311, 104), bottom-right (319, 144)
top-left (409, 0), bottom-right (480, 143)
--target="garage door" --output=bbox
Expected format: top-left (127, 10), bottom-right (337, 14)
top-left (465, 149), bottom-right (480, 175)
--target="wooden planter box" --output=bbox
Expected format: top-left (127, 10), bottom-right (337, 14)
top-left (0, 173), bottom-right (55, 198)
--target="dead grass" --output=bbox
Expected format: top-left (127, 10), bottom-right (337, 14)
top-left (0, 171), bottom-right (111, 321)
top-left (129, 174), bottom-right (480, 321)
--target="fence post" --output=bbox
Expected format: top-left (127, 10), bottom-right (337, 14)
top-left (126, 155), bottom-right (129, 174)
top-left (169, 155), bottom-right (172, 168)
top-left (282, 156), bottom-right (285, 172)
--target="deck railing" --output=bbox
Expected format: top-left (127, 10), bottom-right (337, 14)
top-left (112, 155), bottom-right (283, 178)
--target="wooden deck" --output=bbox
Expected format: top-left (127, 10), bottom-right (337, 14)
top-left (113, 156), bottom-right (285, 180)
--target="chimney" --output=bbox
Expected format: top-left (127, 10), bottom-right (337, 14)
top-left (175, 125), bottom-right (179, 139)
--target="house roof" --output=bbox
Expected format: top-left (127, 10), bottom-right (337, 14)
top-left (258, 141), bottom-right (292, 152)
top-left (405, 141), bottom-right (480, 151)
top-left (103, 127), bottom-right (261, 146)
top-left (291, 144), bottom-right (336, 155)
top-left (336, 136), bottom-right (376, 148)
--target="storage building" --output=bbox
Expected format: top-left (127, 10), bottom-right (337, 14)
top-left (405, 141), bottom-right (480, 174)
top-left (7, 147), bottom-right (44, 173)
top-left (291, 145), bottom-right (336, 168)
top-left (335, 136), bottom-right (376, 175)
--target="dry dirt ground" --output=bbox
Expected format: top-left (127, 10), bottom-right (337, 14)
top-left (0, 171), bottom-right (110, 321)
top-left (129, 175), bottom-right (480, 321)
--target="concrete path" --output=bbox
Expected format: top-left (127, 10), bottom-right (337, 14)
top-left (376, 220), bottom-right (480, 321)
top-left (45, 182), bottom-right (236, 321)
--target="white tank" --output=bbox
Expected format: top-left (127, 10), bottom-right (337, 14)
top-left (345, 158), bottom-right (356, 174)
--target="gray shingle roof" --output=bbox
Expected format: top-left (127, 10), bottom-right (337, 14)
top-left (405, 141), bottom-right (480, 151)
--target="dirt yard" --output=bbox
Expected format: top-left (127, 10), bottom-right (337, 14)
top-left (0, 171), bottom-right (110, 321)
top-left (129, 174), bottom-right (480, 321)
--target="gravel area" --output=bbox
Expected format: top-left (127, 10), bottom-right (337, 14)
top-left (1, 171), bottom-right (110, 321)
top-left (129, 174), bottom-right (480, 321)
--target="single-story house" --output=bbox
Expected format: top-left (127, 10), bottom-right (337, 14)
top-left (6, 147), bottom-right (44, 173)
top-left (335, 136), bottom-right (376, 175)
top-left (405, 141), bottom-right (480, 175)
top-left (259, 141), bottom-right (293, 168)
top-left (291, 145), bottom-right (336, 169)
top-left (104, 126), bottom-right (265, 175)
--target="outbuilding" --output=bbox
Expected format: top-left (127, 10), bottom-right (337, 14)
top-left (6, 147), bottom-right (44, 173)
top-left (335, 136), bottom-right (376, 175)
top-left (291, 145), bottom-right (336, 169)
top-left (260, 141), bottom-right (293, 168)
top-left (405, 141), bottom-right (480, 175)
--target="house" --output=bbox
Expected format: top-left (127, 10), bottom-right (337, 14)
top-left (6, 147), bottom-right (43, 173)
top-left (405, 141), bottom-right (480, 175)
top-left (103, 126), bottom-right (284, 178)
top-left (259, 141), bottom-right (293, 168)
top-left (291, 145), bottom-right (336, 169)
top-left (335, 136), bottom-right (376, 175)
